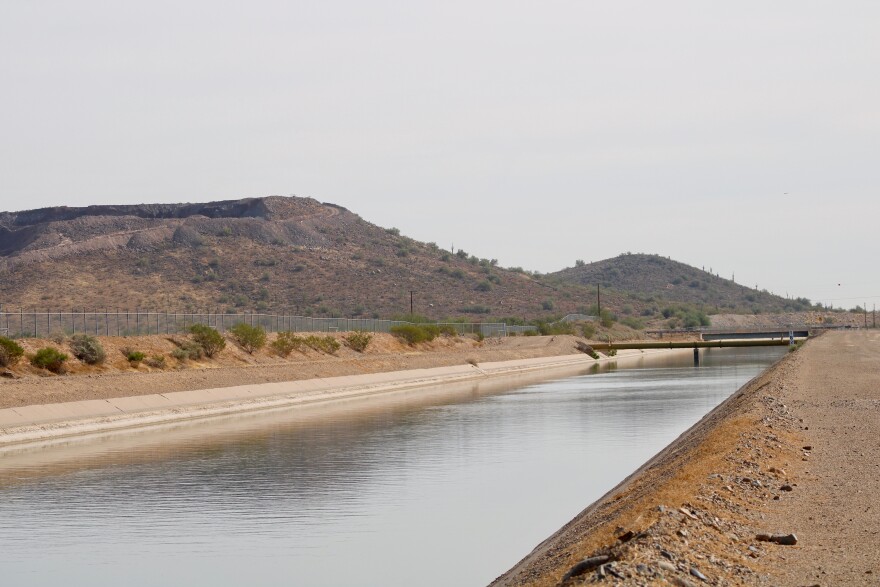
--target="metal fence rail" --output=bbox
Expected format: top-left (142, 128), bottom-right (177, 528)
top-left (0, 307), bottom-right (537, 339)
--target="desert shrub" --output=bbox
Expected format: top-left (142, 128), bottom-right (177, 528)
top-left (271, 331), bottom-right (307, 356)
top-left (304, 335), bottom-right (340, 354)
top-left (475, 281), bottom-right (492, 292)
top-left (30, 347), bottom-right (68, 373)
top-left (536, 320), bottom-right (575, 336)
top-left (70, 334), bottom-right (106, 365)
top-left (580, 323), bottom-right (596, 339)
top-left (438, 324), bottom-right (458, 337)
top-left (599, 309), bottom-right (617, 328)
top-left (621, 316), bottom-right (645, 330)
top-left (523, 329), bottom-right (540, 336)
top-left (144, 355), bottom-right (166, 368)
top-left (188, 324), bottom-right (226, 357)
top-left (423, 324), bottom-right (441, 341)
top-left (390, 324), bottom-right (428, 345)
top-left (541, 300), bottom-right (555, 311)
top-left (121, 347), bottom-right (146, 364)
top-left (229, 323), bottom-right (267, 354)
top-left (171, 340), bottom-right (203, 361)
top-left (0, 336), bottom-right (25, 367)
top-left (344, 330), bottom-right (372, 352)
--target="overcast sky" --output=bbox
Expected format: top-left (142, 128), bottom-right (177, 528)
top-left (1, 1), bottom-right (877, 309)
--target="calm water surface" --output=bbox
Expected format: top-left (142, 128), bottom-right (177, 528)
top-left (0, 347), bottom-right (784, 586)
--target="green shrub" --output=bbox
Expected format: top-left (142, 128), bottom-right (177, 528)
top-left (536, 320), bottom-right (576, 336)
top-left (438, 324), bottom-right (458, 337)
top-left (621, 316), bottom-right (645, 330)
top-left (580, 323), bottom-right (596, 339)
top-left (70, 334), bottom-right (106, 365)
top-left (272, 332), bottom-right (306, 356)
top-left (30, 347), bottom-right (68, 373)
top-left (171, 340), bottom-right (203, 361)
top-left (390, 324), bottom-right (428, 345)
top-left (188, 324), bottom-right (226, 357)
top-left (229, 323), bottom-right (267, 354)
top-left (475, 281), bottom-right (492, 292)
top-left (0, 336), bottom-right (25, 367)
top-left (144, 355), bottom-right (166, 368)
top-left (422, 324), bottom-right (440, 341)
top-left (304, 335), bottom-right (340, 354)
top-left (599, 309), bottom-right (616, 328)
top-left (344, 330), bottom-right (372, 352)
top-left (121, 347), bottom-right (146, 364)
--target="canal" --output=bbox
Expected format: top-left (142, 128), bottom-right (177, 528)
top-left (0, 347), bottom-right (785, 586)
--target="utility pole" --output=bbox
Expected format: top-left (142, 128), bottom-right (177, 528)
top-left (410, 291), bottom-right (414, 316)
top-left (865, 303), bottom-right (868, 328)
top-left (874, 304), bottom-right (876, 328)
top-left (597, 285), bottom-right (601, 316)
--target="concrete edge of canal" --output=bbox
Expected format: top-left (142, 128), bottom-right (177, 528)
top-left (0, 348), bottom-right (690, 450)
top-left (492, 330), bottom-right (880, 586)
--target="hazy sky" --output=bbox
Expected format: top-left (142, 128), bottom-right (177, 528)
top-left (2, 1), bottom-right (877, 309)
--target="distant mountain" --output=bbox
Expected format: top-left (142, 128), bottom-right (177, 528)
top-left (0, 198), bottom-right (817, 322)
top-left (0, 196), bottom-right (612, 320)
top-left (547, 253), bottom-right (814, 314)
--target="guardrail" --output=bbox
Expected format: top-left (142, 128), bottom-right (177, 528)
top-left (0, 307), bottom-right (537, 339)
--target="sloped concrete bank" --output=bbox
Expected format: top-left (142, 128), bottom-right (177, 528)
top-left (0, 349), bottom-right (679, 449)
top-left (492, 330), bottom-right (880, 586)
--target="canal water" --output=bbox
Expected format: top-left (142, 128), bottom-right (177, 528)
top-left (0, 347), bottom-right (785, 586)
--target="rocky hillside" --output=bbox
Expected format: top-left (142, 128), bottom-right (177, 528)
top-left (548, 253), bottom-right (815, 314)
top-left (0, 196), bottom-right (625, 320)
top-left (1, 198), bottom-right (832, 324)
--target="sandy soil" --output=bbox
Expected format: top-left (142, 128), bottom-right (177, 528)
top-left (0, 333), bottom-right (587, 409)
top-left (492, 330), bottom-right (880, 586)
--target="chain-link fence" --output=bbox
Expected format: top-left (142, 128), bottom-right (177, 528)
top-left (0, 307), bottom-right (536, 339)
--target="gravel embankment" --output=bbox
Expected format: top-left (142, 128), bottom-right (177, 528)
top-left (492, 330), bottom-right (880, 586)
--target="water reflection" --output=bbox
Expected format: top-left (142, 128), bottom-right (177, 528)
top-left (0, 347), bottom-right (784, 587)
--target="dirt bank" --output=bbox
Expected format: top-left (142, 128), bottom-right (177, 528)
top-left (492, 330), bottom-right (880, 586)
top-left (0, 333), bottom-right (589, 409)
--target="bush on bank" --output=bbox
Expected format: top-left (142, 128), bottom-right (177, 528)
top-left (344, 330), bottom-right (372, 353)
top-left (69, 334), bottom-right (106, 365)
top-left (0, 336), bottom-right (24, 367)
top-left (229, 323), bottom-right (267, 354)
top-left (188, 324), bottom-right (226, 357)
top-left (30, 347), bottom-right (69, 373)
top-left (390, 324), bottom-right (442, 345)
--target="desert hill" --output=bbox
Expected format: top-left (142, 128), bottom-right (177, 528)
top-left (0, 197), bottom-right (831, 324)
top-left (547, 253), bottom-right (814, 315)
top-left (0, 196), bottom-right (621, 320)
